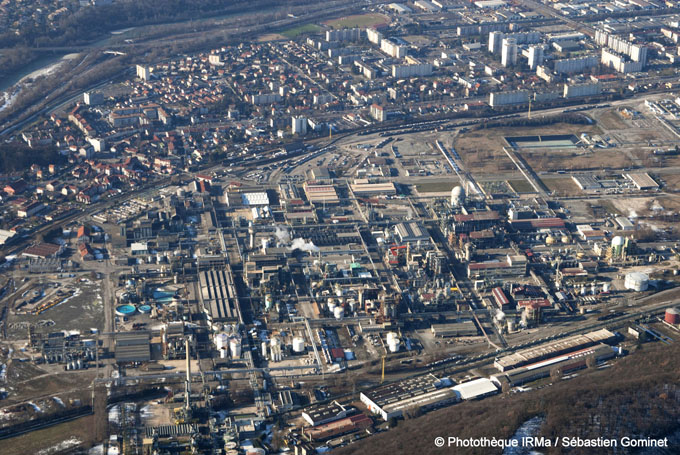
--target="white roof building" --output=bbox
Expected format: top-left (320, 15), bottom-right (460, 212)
top-left (241, 192), bottom-right (270, 206)
top-left (452, 378), bottom-right (498, 400)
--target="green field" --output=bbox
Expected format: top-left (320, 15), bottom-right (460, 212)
top-left (325, 13), bottom-right (389, 29)
top-left (280, 23), bottom-right (323, 38)
top-left (415, 181), bottom-right (456, 193)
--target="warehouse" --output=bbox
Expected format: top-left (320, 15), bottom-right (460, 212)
top-left (22, 242), bottom-right (64, 259)
top-left (302, 401), bottom-right (353, 426)
top-left (350, 182), bottom-right (397, 197)
top-left (395, 221), bottom-right (430, 244)
top-left (360, 374), bottom-right (456, 421)
top-left (491, 343), bottom-right (617, 386)
top-left (494, 329), bottom-right (615, 371)
top-left (625, 173), bottom-right (659, 190)
top-left (115, 331), bottom-right (151, 364)
top-left (304, 183), bottom-right (340, 205)
top-left (431, 320), bottom-right (478, 338)
top-left (303, 413), bottom-right (372, 441)
top-left (452, 378), bottom-right (498, 400)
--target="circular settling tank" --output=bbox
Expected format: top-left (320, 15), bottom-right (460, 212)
top-left (115, 304), bottom-right (136, 316)
top-left (137, 304), bottom-right (152, 314)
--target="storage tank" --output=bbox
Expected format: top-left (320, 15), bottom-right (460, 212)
top-left (292, 337), bottom-right (306, 353)
top-left (327, 298), bottom-right (336, 313)
top-left (386, 332), bottom-right (400, 353)
top-left (451, 185), bottom-right (465, 207)
top-left (665, 307), bottom-right (680, 325)
top-left (611, 236), bottom-right (625, 257)
top-left (561, 235), bottom-right (570, 244)
top-left (507, 319), bottom-right (516, 332)
top-left (333, 306), bottom-right (344, 320)
top-left (229, 337), bottom-right (242, 358)
top-left (602, 282), bottom-right (611, 293)
top-left (546, 235), bottom-right (556, 246)
top-left (261, 341), bottom-right (268, 358)
top-left (215, 332), bottom-right (229, 359)
top-left (624, 272), bottom-right (649, 291)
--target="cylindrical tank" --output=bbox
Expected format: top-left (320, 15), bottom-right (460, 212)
top-left (333, 306), bottom-right (344, 320)
top-left (665, 307), bottom-right (680, 325)
top-left (229, 337), bottom-right (242, 358)
top-left (546, 235), bottom-right (556, 246)
top-left (507, 319), bottom-right (516, 332)
top-left (215, 333), bottom-right (229, 359)
top-left (292, 337), bottom-right (305, 353)
top-left (602, 283), bottom-right (611, 293)
top-left (624, 272), bottom-right (649, 291)
top-left (261, 341), bottom-right (268, 358)
top-left (327, 298), bottom-right (336, 313)
top-left (386, 332), bottom-right (400, 353)
top-left (561, 235), bottom-right (570, 244)
top-left (451, 185), bottom-right (465, 207)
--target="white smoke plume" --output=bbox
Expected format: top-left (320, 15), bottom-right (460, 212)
top-left (289, 238), bottom-right (320, 253)
top-left (274, 225), bottom-right (291, 244)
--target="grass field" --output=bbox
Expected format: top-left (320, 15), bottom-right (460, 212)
top-left (415, 181), bottom-right (457, 193)
top-left (324, 13), bottom-right (389, 29)
top-left (280, 23), bottom-right (322, 38)
top-left (0, 415), bottom-right (95, 455)
top-left (507, 179), bottom-right (536, 193)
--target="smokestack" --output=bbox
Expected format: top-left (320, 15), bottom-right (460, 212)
top-left (185, 337), bottom-right (191, 412)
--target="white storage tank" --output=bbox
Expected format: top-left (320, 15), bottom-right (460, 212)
top-left (229, 337), bottom-right (242, 358)
top-left (386, 332), bottom-right (400, 353)
top-left (327, 298), bottom-right (336, 313)
top-left (624, 272), bottom-right (649, 292)
top-left (292, 337), bottom-right (306, 353)
top-left (261, 341), bottom-right (268, 358)
top-left (333, 306), bottom-right (344, 320)
top-left (602, 283), bottom-right (610, 293)
top-left (215, 332), bottom-right (229, 359)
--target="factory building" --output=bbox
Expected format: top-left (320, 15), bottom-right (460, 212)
top-left (431, 320), bottom-right (479, 338)
top-left (303, 413), bottom-right (372, 441)
top-left (394, 221), bottom-right (430, 244)
top-left (304, 183), bottom-right (340, 205)
top-left (360, 375), bottom-right (457, 421)
top-left (198, 267), bottom-right (242, 327)
top-left (467, 254), bottom-right (527, 280)
top-left (302, 401), bottom-right (353, 426)
top-left (494, 329), bottom-right (616, 371)
top-left (115, 331), bottom-right (151, 364)
top-left (452, 378), bottom-right (498, 400)
top-left (350, 181), bottom-right (397, 197)
top-left (492, 343), bottom-right (617, 386)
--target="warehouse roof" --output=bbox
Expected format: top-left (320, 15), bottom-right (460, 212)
top-left (453, 378), bottom-right (498, 400)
